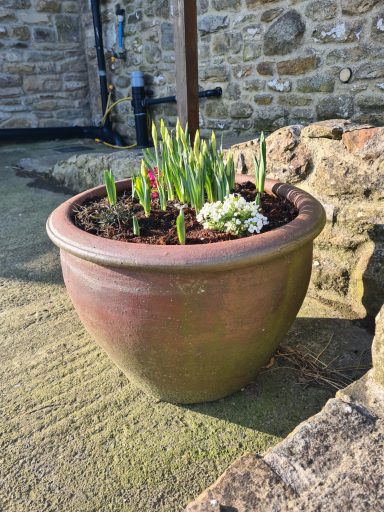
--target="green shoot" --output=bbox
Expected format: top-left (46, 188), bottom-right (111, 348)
top-left (133, 161), bottom-right (151, 217)
top-left (253, 132), bottom-right (267, 206)
top-left (103, 169), bottom-right (117, 207)
top-left (176, 207), bottom-right (186, 245)
top-left (132, 215), bottom-right (140, 236)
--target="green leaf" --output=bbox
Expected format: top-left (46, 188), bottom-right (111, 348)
top-left (132, 215), bottom-right (140, 236)
top-left (176, 207), bottom-right (186, 245)
top-left (103, 169), bottom-right (117, 206)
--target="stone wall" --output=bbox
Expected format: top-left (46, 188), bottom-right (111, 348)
top-left (82, 0), bottom-right (384, 142)
top-left (231, 119), bottom-right (384, 319)
top-left (0, 0), bottom-right (91, 129)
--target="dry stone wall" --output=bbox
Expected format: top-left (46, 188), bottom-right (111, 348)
top-left (230, 119), bottom-right (384, 319)
top-left (82, 0), bottom-right (384, 141)
top-left (0, 0), bottom-right (91, 129)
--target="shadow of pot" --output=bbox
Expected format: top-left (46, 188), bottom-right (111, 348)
top-left (46, 176), bottom-right (325, 404)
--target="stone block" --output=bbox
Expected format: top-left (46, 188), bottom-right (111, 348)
top-left (11, 26), bottom-right (30, 41)
top-left (342, 127), bottom-right (382, 153)
top-left (33, 27), bottom-right (56, 43)
top-left (278, 94), bottom-right (312, 107)
top-left (243, 42), bottom-right (261, 61)
top-left (356, 94), bottom-right (384, 112)
top-left (35, 0), bottom-right (60, 12)
top-left (161, 22), bottom-right (174, 51)
top-left (198, 15), bottom-right (229, 35)
top-left (317, 95), bottom-right (354, 120)
top-left (201, 65), bottom-right (230, 82)
top-left (0, 8), bottom-right (16, 21)
top-left (23, 76), bottom-right (61, 93)
top-left (261, 8), bottom-right (284, 23)
top-left (277, 55), bottom-right (318, 75)
top-left (341, 0), bottom-right (380, 15)
top-left (0, 75), bottom-right (22, 88)
top-left (62, 2), bottom-right (79, 13)
top-left (3, 0), bottom-right (30, 7)
top-left (372, 13), bottom-right (384, 40)
top-left (267, 79), bottom-right (291, 92)
top-left (355, 62), bottom-right (384, 79)
top-left (212, 0), bottom-right (241, 11)
top-left (326, 46), bottom-right (367, 64)
top-left (56, 15), bottom-right (80, 43)
top-left (256, 61), bottom-right (274, 76)
top-left (264, 10), bottom-right (305, 56)
top-left (372, 306), bottom-right (384, 386)
top-left (296, 74), bottom-right (334, 93)
top-left (143, 42), bottom-right (161, 64)
top-left (305, 0), bottom-right (337, 21)
top-left (254, 94), bottom-right (273, 105)
top-left (313, 21), bottom-right (364, 43)
top-left (229, 102), bottom-right (253, 118)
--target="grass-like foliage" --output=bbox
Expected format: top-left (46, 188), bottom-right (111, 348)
top-left (103, 170), bottom-right (117, 207)
top-left (253, 132), bottom-right (266, 206)
top-left (141, 120), bottom-right (235, 214)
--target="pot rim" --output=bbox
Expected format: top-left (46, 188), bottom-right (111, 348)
top-left (46, 176), bottom-right (326, 271)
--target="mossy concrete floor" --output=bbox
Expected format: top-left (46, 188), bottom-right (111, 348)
top-left (0, 141), bottom-right (373, 512)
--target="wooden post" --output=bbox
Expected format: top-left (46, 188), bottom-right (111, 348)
top-left (172, 0), bottom-right (199, 141)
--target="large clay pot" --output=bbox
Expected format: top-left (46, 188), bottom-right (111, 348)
top-left (47, 176), bottom-right (325, 403)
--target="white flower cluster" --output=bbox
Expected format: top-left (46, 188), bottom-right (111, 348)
top-left (196, 194), bottom-right (269, 236)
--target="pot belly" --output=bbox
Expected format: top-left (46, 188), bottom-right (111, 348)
top-left (60, 245), bottom-right (313, 404)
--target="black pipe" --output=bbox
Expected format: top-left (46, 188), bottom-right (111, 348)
top-left (90, 0), bottom-right (109, 120)
top-left (0, 126), bottom-right (124, 145)
top-left (143, 87), bottom-right (222, 107)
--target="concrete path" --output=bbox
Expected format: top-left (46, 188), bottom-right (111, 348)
top-left (0, 141), bottom-right (373, 512)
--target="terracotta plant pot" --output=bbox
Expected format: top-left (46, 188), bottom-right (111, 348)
top-left (46, 176), bottom-right (325, 404)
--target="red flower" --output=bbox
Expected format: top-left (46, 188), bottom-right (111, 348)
top-left (147, 167), bottom-right (159, 200)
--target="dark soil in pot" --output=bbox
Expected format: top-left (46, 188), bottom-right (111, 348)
top-left (74, 181), bottom-right (298, 245)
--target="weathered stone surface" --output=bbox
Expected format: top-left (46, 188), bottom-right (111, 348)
top-left (52, 149), bottom-right (142, 191)
top-left (35, 0), bottom-right (60, 12)
top-left (212, 0), bottom-right (241, 11)
top-left (277, 55), bottom-right (317, 75)
top-left (342, 127), bottom-right (382, 153)
top-left (201, 65), bottom-right (230, 82)
top-left (316, 95), bottom-right (354, 120)
top-left (33, 27), bottom-right (56, 42)
top-left (161, 22), bottom-right (174, 50)
top-left (261, 8), bottom-right (284, 22)
top-left (143, 42), bottom-right (162, 63)
top-left (313, 21), bottom-right (363, 43)
top-left (228, 120), bottom-right (384, 315)
top-left (341, 0), bottom-right (380, 15)
top-left (267, 79), bottom-right (291, 92)
top-left (372, 306), bottom-right (384, 386)
top-left (264, 10), bottom-right (305, 56)
top-left (185, 453), bottom-right (295, 511)
top-left (296, 74), bottom-right (334, 93)
top-left (305, 0), bottom-right (337, 21)
top-left (229, 102), bottom-right (253, 118)
top-left (198, 15), bottom-right (229, 35)
top-left (355, 62), bottom-right (384, 79)
top-left (256, 61), bottom-right (274, 75)
top-left (356, 94), bottom-right (384, 113)
top-left (254, 93), bottom-right (273, 105)
top-left (55, 15), bottom-right (80, 43)
top-left (372, 13), bottom-right (384, 40)
top-left (187, 390), bottom-right (384, 511)
top-left (243, 42), bottom-right (261, 61)
top-left (278, 94), bottom-right (312, 107)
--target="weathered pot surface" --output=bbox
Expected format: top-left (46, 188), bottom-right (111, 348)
top-left (47, 176), bottom-right (325, 404)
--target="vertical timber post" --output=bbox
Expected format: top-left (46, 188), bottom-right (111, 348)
top-left (172, 0), bottom-right (199, 142)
